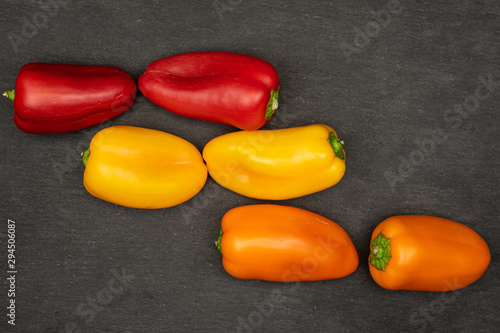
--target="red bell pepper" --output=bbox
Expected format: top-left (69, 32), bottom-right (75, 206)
top-left (138, 52), bottom-right (280, 130)
top-left (4, 63), bottom-right (137, 134)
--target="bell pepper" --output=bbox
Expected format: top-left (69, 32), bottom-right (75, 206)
top-left (368, 215), bottom-right (491, 292)
top-left (216, 204), bottom-right (359, 282)
top-left (4, 63), bottom-right (137, 134)
top-left (202, 124), bottom-right (346, 200)
top-left (82, 126), bottom-right (207, 209)
top-left (138, 52), bottom-right (280, 130)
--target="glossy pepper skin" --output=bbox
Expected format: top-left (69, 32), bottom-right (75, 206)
top-left (202, 124), bottom-right (346, 200)
top-left (369, 215), bottom-right (491, 292)
top-left (5, 63), bottom-right (137, 134)
top-left (82, 126), bottom-right (207, 209)
top-left (217, 204), bottom-right (359, 282)
top-left (138, 52), bottom-right (280, 130)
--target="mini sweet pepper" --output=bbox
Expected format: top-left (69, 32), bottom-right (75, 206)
top-left (202, 124), bottom-right (346, 200)
top-left (369, 215), bottom-right (491, 292)
top-left (4, 63), bottom-right (137, 134)
top-left (82, 126), bottom-right (207, 209)
top-left (138, 52), bottom-right (280, 130)
top-left (217, 204), bottom-right (359, 282)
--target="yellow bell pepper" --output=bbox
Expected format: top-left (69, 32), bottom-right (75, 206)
top-left (202, 124), bottom-right (346, 200)
top-left (82, 126), bottom-right (207, 209)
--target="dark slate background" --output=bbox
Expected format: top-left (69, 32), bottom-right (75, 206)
top-left (1, 0), bottom-right (499, 332)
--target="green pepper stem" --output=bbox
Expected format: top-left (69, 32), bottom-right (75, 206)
top-left (265, 86), bottom-right (280, 120)
top-left (369, 232), bottom-right (392, 271)
top-left (328, 132), bottom-right (345, 160)
top-left (3, 90), bottom-right (15, 102)
top-left (81, 148), bottom-right (90, 166)
top-left (215, 229), bottom-right (223, 254)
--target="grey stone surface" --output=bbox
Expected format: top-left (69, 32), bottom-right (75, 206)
top-left (1, 0), bottom-right (499, 332)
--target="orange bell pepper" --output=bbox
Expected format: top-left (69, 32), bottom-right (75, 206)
top-left (82, 126), bottom-right (207, 209)
top-left (368, 215), bottom-right (490, 292)
top-left (202, 124), bottom-right (346, 200)
top-left (216, 204), bottom-right (359, 282)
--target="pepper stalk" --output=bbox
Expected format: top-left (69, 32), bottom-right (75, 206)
top-left (369, 232), bottom-right (392, 271)
top-left (328, 132), bottom-right (345, 160)
top-left (3, 90), bottom-right (15, 102)
top-left (81, 148), bottom-right (90, 166)
top-left (265, 86), bottom-right (280, 120)
top-left (215, 229), bottom-right (223, 254)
